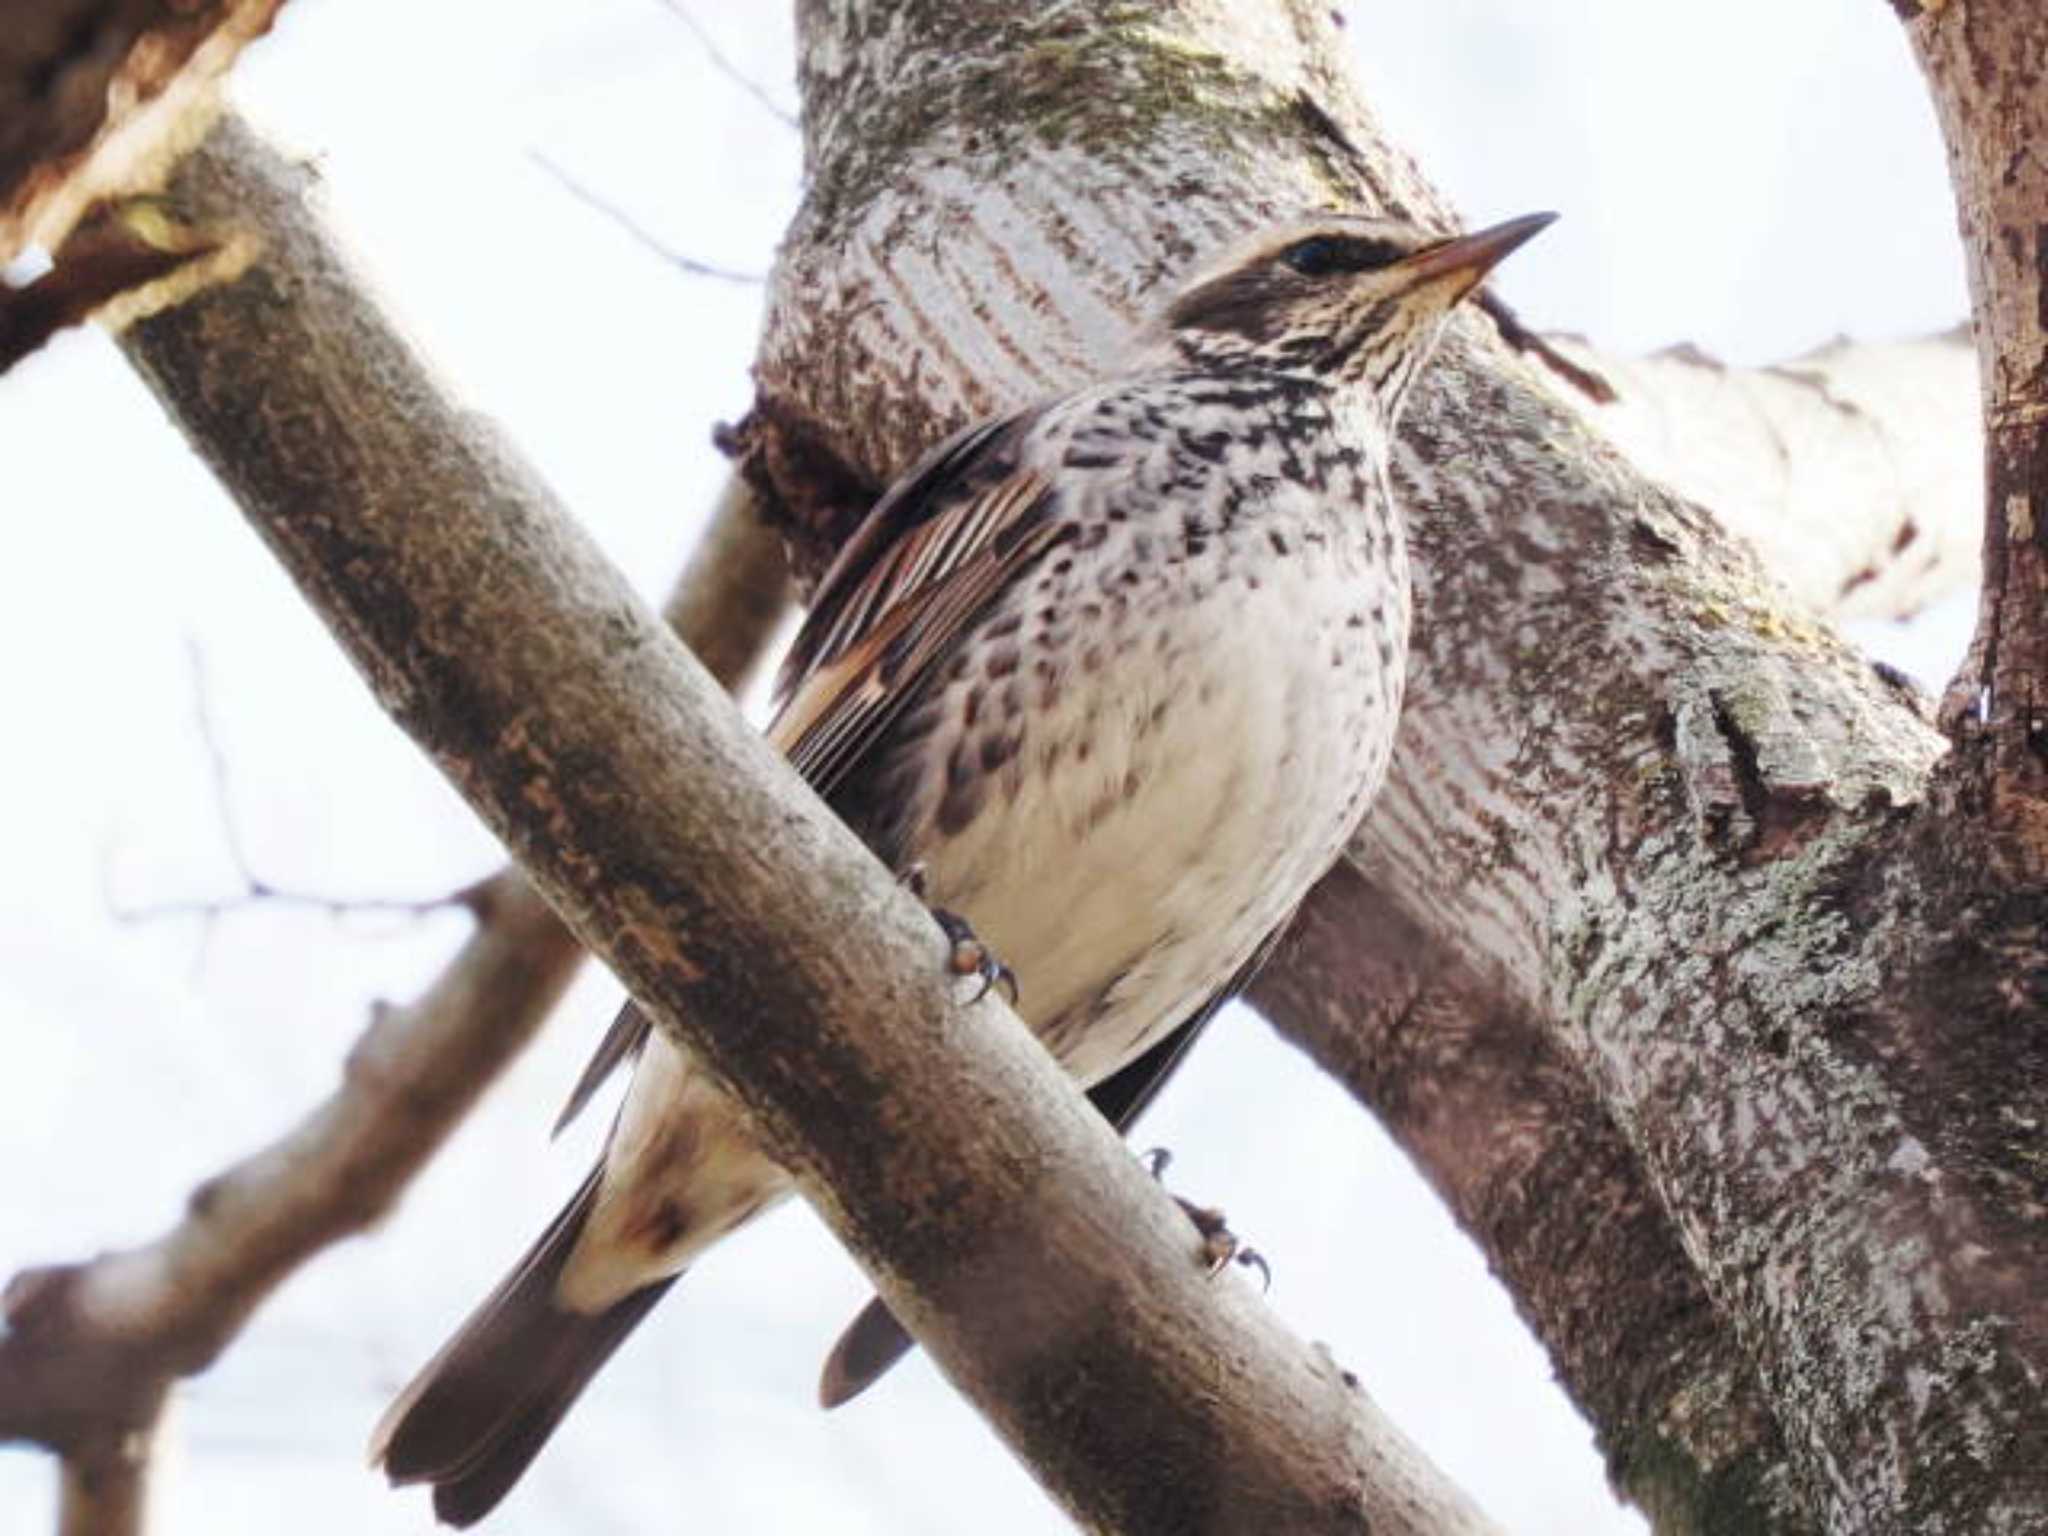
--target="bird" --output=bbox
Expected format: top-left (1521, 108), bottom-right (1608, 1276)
top-left (370, 207), bottom-right (1554, 1525)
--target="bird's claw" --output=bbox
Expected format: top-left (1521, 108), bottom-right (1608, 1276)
top-left (1174, 1197), bottom-right (1272, 1289)
top-left (930, 907), bottom-right (1019, 1005)
top-left (1143, 1148), bottom-right (1271, 1290)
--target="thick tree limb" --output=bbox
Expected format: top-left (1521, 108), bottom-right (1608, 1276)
top-left (741, 3), bottom-right (2046, 1530)
top-left (93, 114), bottom-right (1501, 1536)
top-left (1249, 869), bottom-right (1812, 1533)
top-left (1903, 3), bottom-right (2048, 844)
top-left (0, 127), bottom-right (791, 1536)
top-left (1557, 330), bottom-right (1979, 624)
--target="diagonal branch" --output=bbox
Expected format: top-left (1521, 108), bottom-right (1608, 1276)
top-left (90, 112), bottom-right (1501, 1536)
top-left (0, 172), bottom-right (791, 1536)
top-left (3, 871), bottom-right (576, 1536)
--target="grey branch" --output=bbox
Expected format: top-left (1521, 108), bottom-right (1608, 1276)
top-left (87, 114), bottom-right (1499, 1536)
top-left (0, 868), bottom-right (579, 1536)
top-left (744, 2), bottom-right (2044, 1531)
top-left (0, 137), bottom-right (790, 1536)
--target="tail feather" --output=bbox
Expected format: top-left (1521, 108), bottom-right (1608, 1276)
top-left (371, 1168), bottom-right (679, 1526)
top-left (426, 1278), bottom-right (675, 1526)
top-left (818, 1295), bottom-right (916, 1409)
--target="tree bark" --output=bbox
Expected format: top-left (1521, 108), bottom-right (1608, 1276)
top-left (0, 2), bottom-right (280, 260)
top-left (1905, 3), bottom-right (2048, 837)
top-left (0, 114), bottom-right (794, 1536)
top-left (94, 113), bottom-right (1505, 1536)
top-left (736, 2), bottom-right (2046, 1530)
top-left (1561, 330), bottom-right (1980, 624)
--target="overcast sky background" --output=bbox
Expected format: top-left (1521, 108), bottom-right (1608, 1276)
top-left (0, 4), bottom-right (1971, 1534)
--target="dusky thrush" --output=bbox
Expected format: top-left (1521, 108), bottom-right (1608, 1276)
top-left (372, 209), bottom-right (1554, 1524)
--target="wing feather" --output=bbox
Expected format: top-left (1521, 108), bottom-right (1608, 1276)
top-left (557, 408), bottom-right (1064, 1132)
top-left (774, 412), bottom-right (1035, 698)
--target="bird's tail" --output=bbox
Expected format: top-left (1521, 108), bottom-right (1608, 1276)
top-left (369, 1168), bottom-right (680, 1527)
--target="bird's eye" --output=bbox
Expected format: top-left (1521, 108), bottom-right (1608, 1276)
top-left (1279, 234), bottom-right (1408, 278)
top-left (1282, 237), bottom-right (1343, 276)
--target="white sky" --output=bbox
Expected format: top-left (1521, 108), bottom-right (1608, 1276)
top-left (0, 4), bottom-right (1971, 1534)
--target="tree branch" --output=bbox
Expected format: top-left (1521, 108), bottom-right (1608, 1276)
top-left (1, 872), bottom-right (574, 1536)
top-left (1902, 4), bottom-right (2048, 841)
top-left (0, 3), bottom-right (281, 262)
top-left (0, 129), bottom-right (793, 1535)
top-left (94, 113), bottom-right (1500, 1536)
top-left (1557, 329), bottom-right (1979, 623)
top-left (740, 2), bottom-right (2045, 1529)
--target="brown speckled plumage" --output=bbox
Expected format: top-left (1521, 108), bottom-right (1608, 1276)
top-left (371, 210), bottom-right (1554, 1525)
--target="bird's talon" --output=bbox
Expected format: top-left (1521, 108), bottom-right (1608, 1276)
top-left (1141, 1147), bottom-right (1173, 1181)
top-left (1169, 1191), bottom-right (1269, 1286)
top-left (931, 907), bottom-right (1018, 1004)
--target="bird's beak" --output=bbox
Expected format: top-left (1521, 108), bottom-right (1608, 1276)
top-left (1391, 211), bottom-right (1557, 300)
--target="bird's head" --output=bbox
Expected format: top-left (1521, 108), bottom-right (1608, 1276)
top-left (1152, 210), bottom-right (1555, 421)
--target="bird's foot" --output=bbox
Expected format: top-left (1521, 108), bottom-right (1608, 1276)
top-left (930, 906), bottom-right (1019, 1005)
top-left (1142, 1146), bottom-right (1272, 1289)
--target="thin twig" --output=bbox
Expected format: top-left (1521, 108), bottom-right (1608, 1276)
top-left (656, 0), bottom-right (799, 130)
top-left (1475, 288), bottom-right (1617, 404)
top-left (105, 639), bottom-right (468, 933)
top-left (527, 150), bottom-right (764, 284)
top-left (110, 882), bottom-right (468, 927)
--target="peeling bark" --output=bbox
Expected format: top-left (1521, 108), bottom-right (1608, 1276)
top-left (745, 2), bottom-right (2048, 1529)
top-left (0, 1), bottom-right (281, 262)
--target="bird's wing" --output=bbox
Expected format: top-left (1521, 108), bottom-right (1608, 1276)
top-left (773, 412), bottom-right (1036, 703)
top-left (555, 407), bottom-right (1067, 1134)
top-left (768, 414), bottom-right (1066, 792)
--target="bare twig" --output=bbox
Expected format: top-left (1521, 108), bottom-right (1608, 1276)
top-left (656, 0), bottom-right (799, 129)
top-left (528, 149), bottom-right (764, 283)
top-left (1473, 288), bottom-right (1615, 403)
top-left (101, 639), bottom-right (470, 933)
top-left (109, 880), bottom-right (469, 928)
